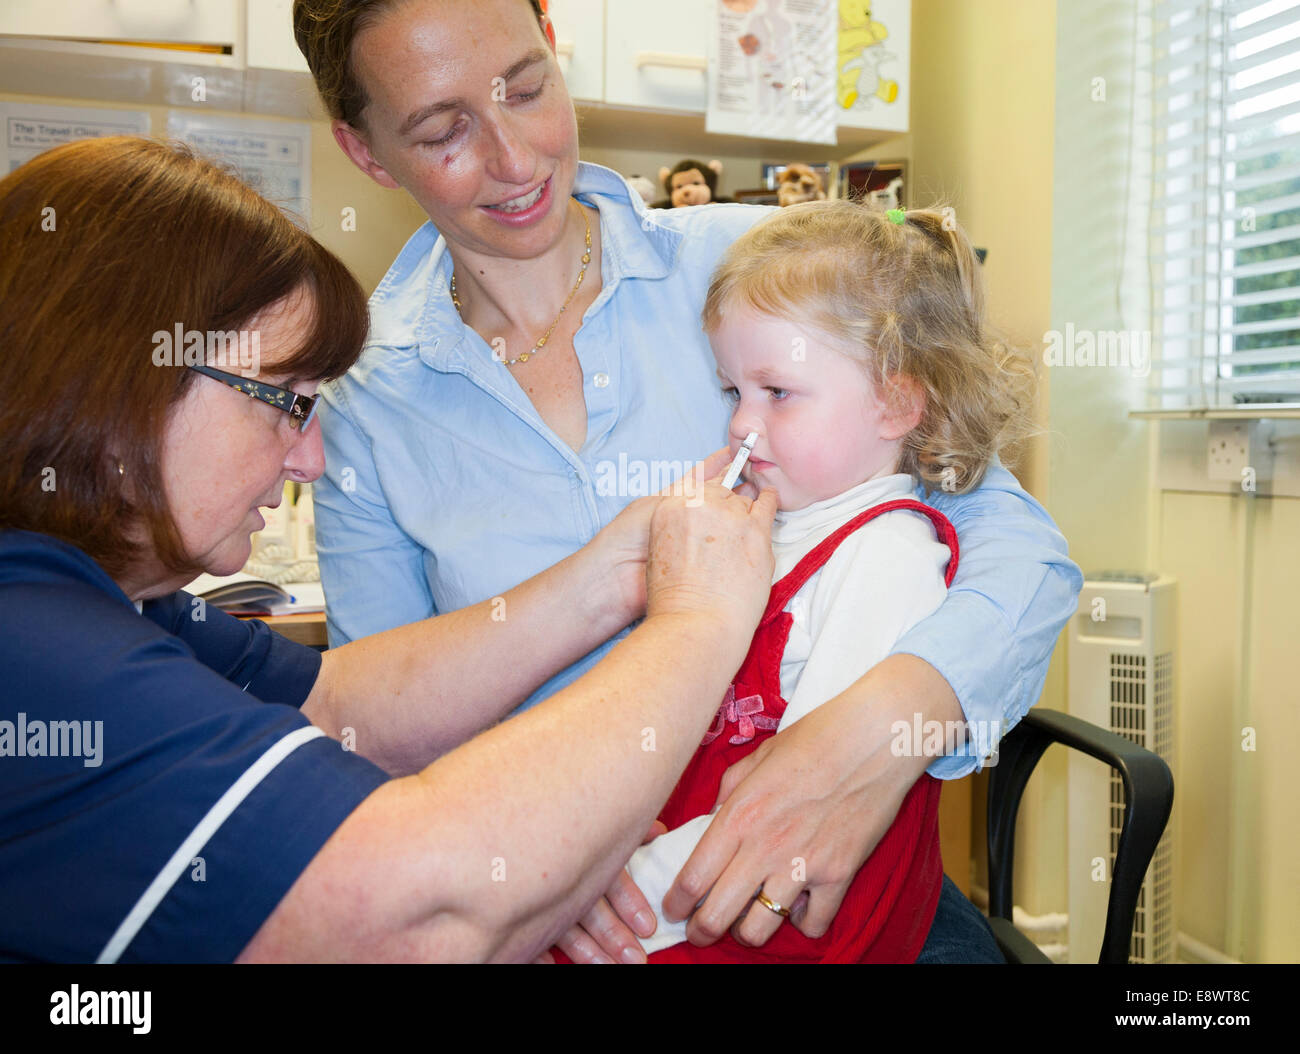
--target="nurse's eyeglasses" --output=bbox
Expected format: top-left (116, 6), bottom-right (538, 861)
top-left (187, 363), bottom-right (319, 433)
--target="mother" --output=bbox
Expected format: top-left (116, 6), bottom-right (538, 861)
top-left (296, 0), bottom-right (1082, 956)
top-left (0, 135), bottom-right (777, 962)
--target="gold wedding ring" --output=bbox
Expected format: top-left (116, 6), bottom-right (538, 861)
top-left (755, 890), bottom-right (790, 918)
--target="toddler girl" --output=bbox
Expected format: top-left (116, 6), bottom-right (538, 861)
top-left (576, 199), bottom-right (1033, 963)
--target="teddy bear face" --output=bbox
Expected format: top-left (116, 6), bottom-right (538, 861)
top-left (670, 168), bottom-right (714, 207)
top-left (777, 163), bottom-right (826, 207)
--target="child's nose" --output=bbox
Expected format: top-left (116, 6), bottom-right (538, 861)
top-left (729, 407), bottom-right (762, 449)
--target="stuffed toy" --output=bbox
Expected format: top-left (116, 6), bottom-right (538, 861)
top-left (869, 174), bottom-right (904, 211)
top-left (777, 163), bottom-right (827, 207)
top-left (652, 159), bottom-right (735, 208)
top-left (623, 174), bottom-right (658, 205)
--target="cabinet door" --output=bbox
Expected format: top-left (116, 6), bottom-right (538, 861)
top-left (247, 0), bottom-right (309, 73)
top-left (0, 0), bottom-right (237, 46)
top-left (548, 0), bottom-right (604, 103)
top-left (604, 0), bottom-right (709, 113)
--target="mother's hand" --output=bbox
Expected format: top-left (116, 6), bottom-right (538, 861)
top-left (661, 654), bottom-right (964, 948)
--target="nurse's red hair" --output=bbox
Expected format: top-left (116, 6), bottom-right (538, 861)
top-left (0, 136), bottom-right (368, 579)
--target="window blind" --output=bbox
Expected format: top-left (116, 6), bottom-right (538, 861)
top-left (1150, 0), bottom-right (1300, 408)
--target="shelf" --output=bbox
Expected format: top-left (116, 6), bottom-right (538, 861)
top-left (575, 101), bottom-right (901, 162)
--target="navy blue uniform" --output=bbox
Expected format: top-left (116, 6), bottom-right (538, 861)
top-left (0, 531), bottom-right (388, 962)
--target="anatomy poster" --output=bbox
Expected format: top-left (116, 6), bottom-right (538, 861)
top-left (707, 0), bottom-right (838, 144)
top-left (836, 0), bottom-right (910, 132)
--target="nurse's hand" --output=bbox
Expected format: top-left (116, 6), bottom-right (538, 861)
top-left (589, 448), bottom-right (744, 626)
top-left (645, 474), bottom-right (776, 630)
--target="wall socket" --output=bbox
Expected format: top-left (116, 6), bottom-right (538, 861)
top-left (1206, 420), bottom-right (1273, 485)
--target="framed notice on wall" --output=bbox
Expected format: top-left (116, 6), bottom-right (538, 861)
top-left (0, 102), bottom-right (149, 173)
top-left (166, 111), bottom-right (312, 228)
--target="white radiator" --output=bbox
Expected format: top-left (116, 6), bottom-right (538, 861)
top-left (1067, 573), bottom-right (1177, 964)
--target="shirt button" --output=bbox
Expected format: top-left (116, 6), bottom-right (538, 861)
top-left (593, 371), bottom-right (610, 388)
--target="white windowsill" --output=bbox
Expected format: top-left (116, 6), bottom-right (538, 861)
top-left (1130, 405), bottom-right (1300, 421)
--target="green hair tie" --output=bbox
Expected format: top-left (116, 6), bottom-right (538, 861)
top-left (886, 208), bottom-right (906, 225)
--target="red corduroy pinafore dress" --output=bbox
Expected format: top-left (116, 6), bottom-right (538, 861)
top-left (646, 499), bottom-right (960, 963)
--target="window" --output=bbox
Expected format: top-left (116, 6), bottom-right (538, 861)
top-left (1151, 0), bottom-right (1300, 409)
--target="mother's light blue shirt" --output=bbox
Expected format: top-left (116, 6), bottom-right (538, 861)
top-left (314, 162), bottom-right (1082, 778)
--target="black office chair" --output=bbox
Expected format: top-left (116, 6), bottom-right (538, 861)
top-left (985, 708), bottom-right (1175, 964)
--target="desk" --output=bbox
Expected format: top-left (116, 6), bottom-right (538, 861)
top-left (240, 611), bottom-right (328, 649)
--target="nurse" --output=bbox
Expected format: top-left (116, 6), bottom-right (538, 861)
top-left (0, 135), bottom-right (776, 962)
top-left (295, 0), bottom-right (1082, 958)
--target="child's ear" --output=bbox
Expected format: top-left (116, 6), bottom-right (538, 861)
top-left (879, 375), bottom-right (925, 440)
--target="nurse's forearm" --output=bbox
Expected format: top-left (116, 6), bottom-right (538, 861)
top-left (239, 607), bottom-right (750, 963)
top-left (416, 609), bottom-right (750, 961)
top-left (238, 483), bottom-right (778, 963)
top-left (306, 535), bottom-right (635, 774)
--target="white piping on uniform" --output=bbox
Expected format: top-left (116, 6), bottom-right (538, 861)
top-left (96, 725), bottom-right (326, 963)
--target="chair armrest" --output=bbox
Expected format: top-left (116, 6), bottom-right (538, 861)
top-left (988, 917), bottom-right (1053, 965)
top-left (986, 708), bottom-right (1174, 964)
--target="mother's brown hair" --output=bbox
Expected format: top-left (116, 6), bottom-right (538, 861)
top-left (294, 0), bottom-right (547, 127)
top-left (0, 136), bottom-right (368, 580)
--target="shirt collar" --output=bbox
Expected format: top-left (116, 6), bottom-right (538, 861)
top-left (573, 161), bottom-right (680, 282)
top-left (392, 162), bottom-right (682, 372)
top-left (772, 473), bottom-right (917, 545)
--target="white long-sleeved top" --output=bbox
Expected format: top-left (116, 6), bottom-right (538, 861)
top-left (628, 473), bottom-right (953, 954)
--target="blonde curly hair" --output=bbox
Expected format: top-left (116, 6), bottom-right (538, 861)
top-left (701, 199), bottom-right (1037, 494)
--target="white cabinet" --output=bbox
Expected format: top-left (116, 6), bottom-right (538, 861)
top-left (246, 0), bottom-right (308, 73)
top-left (604, 0), bottom-right (709, 114)
top-left (0, 1), bottom-right (905, 145)
top-left (548, 0), bottom-right (604, 103)
top-left (246, 0), bottom-right (604, 92)
top-left (0, 0), bottom-right (238, 46)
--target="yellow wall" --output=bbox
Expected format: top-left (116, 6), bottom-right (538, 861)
top-left (893, 0), bottom-right (1064, 914)
top-left (307, 126), bottom-right (432, 295)
top-left (1240, 496), bottom-right (1300, 963)
top-left (890, 0), bottom-right (1300, 963)
top-left (1158, 489), bottom-right (1300, 962)
top-left (909, 0), bottom-right (1057, 464)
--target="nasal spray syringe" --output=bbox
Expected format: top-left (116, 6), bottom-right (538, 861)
top-left (721, 432), bottom-right (759, 490)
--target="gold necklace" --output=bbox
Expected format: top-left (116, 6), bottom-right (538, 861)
top-left (450, 204), bottom-right (592, 366)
